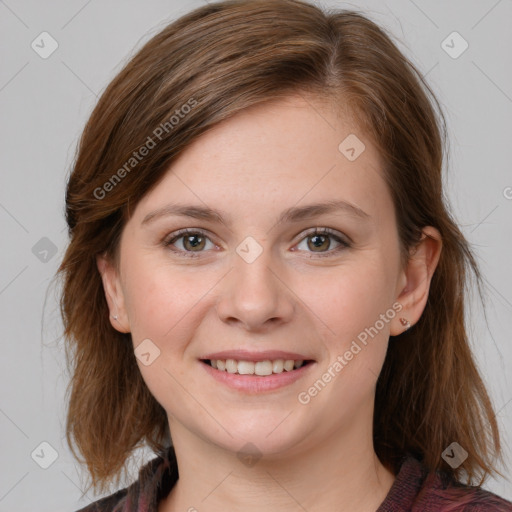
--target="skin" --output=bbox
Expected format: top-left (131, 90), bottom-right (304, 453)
top-left (98, 93), bottom-right (442, 512)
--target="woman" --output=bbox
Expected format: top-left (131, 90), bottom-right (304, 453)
top-left (59, 0), bottom-right (512, 510)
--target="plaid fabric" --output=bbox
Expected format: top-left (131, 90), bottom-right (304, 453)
top-left (76, 447), bottom-right (512, 511)
top-left (76, 448), bottom-right (177, 512)
top-left (376, 457), bottom-right (512, 511)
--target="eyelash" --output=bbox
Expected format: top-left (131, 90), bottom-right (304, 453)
top-left (163, 228), bottom-right (351, 259)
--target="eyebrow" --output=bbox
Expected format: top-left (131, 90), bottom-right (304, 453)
top-left (141, 199), bottom-right (371, 228)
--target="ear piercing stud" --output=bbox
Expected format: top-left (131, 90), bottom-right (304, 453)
top-left (399, 317), bottom-right (411, 330)
top-left (111, 314), bottom-right (118, 321)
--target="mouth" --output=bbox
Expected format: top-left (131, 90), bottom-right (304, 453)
top-left (199, 351), bottom-right (316, 393)
top-left (201, 358), bottom-right (314, 376)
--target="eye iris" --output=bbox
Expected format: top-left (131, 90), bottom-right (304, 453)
top-left (176, 232), bottom-right (338, 253)
top-left (308, 234), bottom-right (330, 252)
top-left (184, 234), bottom-right (205, 251)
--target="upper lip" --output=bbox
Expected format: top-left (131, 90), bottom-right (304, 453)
top-left (201, 349), bottom-right (313, 362)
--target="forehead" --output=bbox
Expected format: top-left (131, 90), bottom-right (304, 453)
top-left (133, 94), bottom-right (391, 226)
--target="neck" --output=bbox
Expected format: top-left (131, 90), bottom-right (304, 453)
top-left (159, 418), bottom-right (395, 512)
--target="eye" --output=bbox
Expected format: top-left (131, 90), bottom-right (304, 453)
top-left (293, 228), bottom-right (350, 257)
top-left (164, 229), bottom-right (217, 257)
top-left (163, 227), bottom-right (351, 259)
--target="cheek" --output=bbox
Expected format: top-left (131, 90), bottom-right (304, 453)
top-left (298, 259), bottom-right (395, 344)
top-left (123, 261), bottom-right (209, 414)
top-left (121, 256), bottom-right (208, 342)
top-left (309, 271), bottom-right (395, 394)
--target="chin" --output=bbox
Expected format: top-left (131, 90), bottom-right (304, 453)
top-left (201, 410), bottom-right (314, 458)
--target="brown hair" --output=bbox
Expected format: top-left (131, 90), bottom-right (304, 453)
top-left (59, 0), bottom-right (503, 494)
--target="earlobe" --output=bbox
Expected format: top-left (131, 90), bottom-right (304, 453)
top-left (391, 227), bottom-right (442, 336)
top-left (96, 254), bottom-right (131, 333)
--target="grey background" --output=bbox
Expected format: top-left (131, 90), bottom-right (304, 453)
top-left (0, 0), bottom-right (511, 510)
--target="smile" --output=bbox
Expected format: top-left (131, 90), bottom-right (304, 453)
top-left (200, 354), bottom-right (316, 393)
top-left (205, 358), bottom-right (311, 376)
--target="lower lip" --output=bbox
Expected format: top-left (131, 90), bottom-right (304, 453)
top-left (201, 361), bottom-right (315, 393)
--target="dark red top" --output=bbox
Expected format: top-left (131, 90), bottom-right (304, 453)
top-left (77, 447), bottom-right (512, 511)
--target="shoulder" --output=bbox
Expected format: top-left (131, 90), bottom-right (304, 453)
top-left (415, 460), bottom-right (512, 511)
top-left (75, 488), bottom-right (128, 512)
top-left (72, 446), bottom-right (178, 512)
top-left (379, 455), bottom-right (512, 512)
top-left (419, 479), bottom-right (512, 511)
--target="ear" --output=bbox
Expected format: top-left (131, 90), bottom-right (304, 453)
top-left (96, 254), bottom-right (131, 333)
top-left (390, 226), bottom-right (442, 335)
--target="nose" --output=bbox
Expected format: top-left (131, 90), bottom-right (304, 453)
top-left (215, 246), bottom-right (295, 333)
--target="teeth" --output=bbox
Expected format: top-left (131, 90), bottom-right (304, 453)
top-left (272, 360), bottom-right (284, 373)
top-left (255, 361), bottom-right (273, 376)
top-left (226, 359), bottom-right (237, 374)
top-left (208, 358), bottom-right (306, 375)
top-left (283, 360), bottom-right (295, 371)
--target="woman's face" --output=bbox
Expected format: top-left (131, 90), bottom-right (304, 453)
top-left (102, 94), bottom-right (412, 458)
